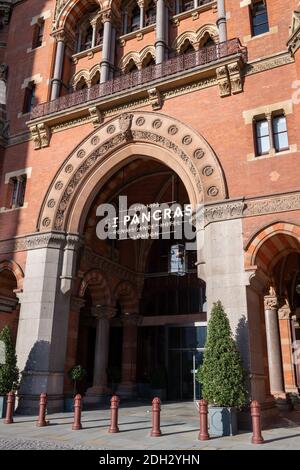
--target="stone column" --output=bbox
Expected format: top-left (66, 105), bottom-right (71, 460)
top-left (138, 0), bottom-right (144, 29)
top-left (85, 306), bottom-right (116, 403)
top-left (51, 30), bottom-right (66, 100)
top-left (194, 0), bottom-right (198, 9)
top-left (64, 297), bottom-right (85, 393)
top-left (91, 20), bottom-right (97, 48)
top-left (118, 314), bottom-right (140, 397)
top-left (100, 11), bottom-right (113, 83)
top-left (15, 232), bottom-right (78, 414)
top-left (217, 0), bottom-right (227, 42)
top-left (278, 301), bottom-right (298, 393)
top-left (155, 0), bottom-right (168, 64)
top-left (264, 290), bottom-right (285, 395)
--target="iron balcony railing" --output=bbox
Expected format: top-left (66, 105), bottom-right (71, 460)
top-left (30, 38), bottom-right (246, 120)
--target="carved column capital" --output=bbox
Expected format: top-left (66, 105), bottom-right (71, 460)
top-left (91, 305), bottom-right (117, 320)
top-left (121, 313), bottom-right (141, 326)
top-left (52, 28), bottom-right (66, 43)
top-left (264, 287), bottom-right (279, 310)
top-left (278, 301), bottom-right (291, 320)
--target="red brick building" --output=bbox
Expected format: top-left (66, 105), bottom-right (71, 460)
top-left (0, 0), bottom-right (300, 416)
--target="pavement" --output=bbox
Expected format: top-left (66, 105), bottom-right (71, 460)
top-left (0, 401), bottom-right (300, 450)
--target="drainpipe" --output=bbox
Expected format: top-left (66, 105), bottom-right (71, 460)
top-left (217, 0), bottom-right (227, 42)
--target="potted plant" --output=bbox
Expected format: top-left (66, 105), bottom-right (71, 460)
top-left (150, 366), bottom-right (167, 401)
top-left (196, 301), bottom-right (247, 436)
top-left (65, 365), bottom-right (87, 412)
top-left (0, 325), bottom-right (19, 418)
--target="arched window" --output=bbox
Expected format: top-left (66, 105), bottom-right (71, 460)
top-left (96, 26), bottom-right (103, 46)
top-left (125, 59), bottom-right (139, 73)
top-left (145, 2), bottom-right (156, 26)
top-left (91, 71), bottom-right (100, 86)
top-left (180, 39), bottom-right (195, 54)
top-left (75, 77), bottom-right (88, 90)
top-left (180, 0), bottom-right (194, 13)
top-left (201, 33), bottom-right (215, 48)
top-left (81, 25), bottom-right (93, 51)
top-left (131, 5), bottom-right (141, 32)
top-left (141, 53), bottom-right (155, 68)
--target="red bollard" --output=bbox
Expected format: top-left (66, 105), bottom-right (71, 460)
top-left (198, 399), bottom-right (210, 440)
top-left (4, 391), bottom-right (15, 424)
top-left (36, 393), bottom-right (48, 427)
top-left (108, 395), bottom-right (120, 433)
top-left (72, 394), bottom-right (82, 430)
top-left (250, 400), bottom-right (264, 444)
top-left (150, 397), bottom-right (162, 437)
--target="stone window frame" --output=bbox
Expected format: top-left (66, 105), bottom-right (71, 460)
top-left (243, 101), bottom-right (296, 161)
top-left (18, 74), bottom-right (43, 118)
top-left (249, 0), bottom-right (269, 38)
top-left (240, 0), bottom-right (277, 43)
top-left (1, 168), bottom-right (32, 213)
top-left (27, 10), bottom-right (51, 53)
top-left (74, 10), bottom-right (103, 57)
top-left (253, 111), bottom-right (290, 158)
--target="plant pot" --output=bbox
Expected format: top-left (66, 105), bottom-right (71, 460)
top-left (0, 396), bottom-right (7, 418)
top-left (208, 406), bottom-right (238, 436)
top-left (63, 396), bottom-right (74, 412)
top-left (151, 388), bottom-right (166, 401)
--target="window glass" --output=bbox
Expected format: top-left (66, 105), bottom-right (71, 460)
top-left (273, 115), bottom-right (289, 152)
top-left (256, 119), bottom-right (270, 155)
top-left (252, 1), bottom-right (269, 36)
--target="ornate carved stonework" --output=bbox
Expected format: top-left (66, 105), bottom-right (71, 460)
top-left (147, 87), bottom-right (162, 110)
top-left (287, 11), bottom-right (300, 55)
top-left (29, 123), bottom-right (50, 150)
top-left (216, 65), bottom-right (230, 97)
top-left (278, 301), bottom-right (291, 320)
top-left (88, 106), bottom-right (102, 127)
top-left (118, 113), bottom-right (133, 141)
top-left (91, 305), bottom-right (117, 321)
top-left (264, 288), bottom-right (279, 310)
top-left (228, 61), bottom-right (243, 94)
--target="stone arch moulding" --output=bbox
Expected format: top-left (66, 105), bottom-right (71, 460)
top-left (38, 110), bottom-right (227, 234)
top-left (244, 221), bottom-right (300, 270)
top-left (79, 268), bottom-right (112, 304)
top-left (172, 24), bottom-right (219, 53)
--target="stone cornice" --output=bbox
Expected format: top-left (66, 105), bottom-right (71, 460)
top-left (0, 231), bottom-right (80, 253)
top-left (204, 190), bottom-right (300, 225)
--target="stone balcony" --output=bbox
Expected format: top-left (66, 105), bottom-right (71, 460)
top-left (28, 38), bottom-right (247, 149)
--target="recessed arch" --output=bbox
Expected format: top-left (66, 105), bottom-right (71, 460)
top-left (79, 268), bottom-right (112, 304)
top-left (244, 222), bottom-right (300, 272)
top-left (0, 260), bottom-right (24, 290)
top-left (38, 111), bottom-right (227, 234)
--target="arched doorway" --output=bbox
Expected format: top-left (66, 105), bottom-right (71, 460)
top-left (245, 223), bottom-right (300, 408)
top-left (69, 156), bottom-right (207, 402)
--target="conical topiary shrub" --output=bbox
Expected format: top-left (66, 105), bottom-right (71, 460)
top-left (196, 301), bottom-right (247, 407)
top-left (0, 325), bottom-right (19, 395)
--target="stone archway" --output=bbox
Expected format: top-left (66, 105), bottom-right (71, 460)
top-left (38, 111), bottom-right (227, 234)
